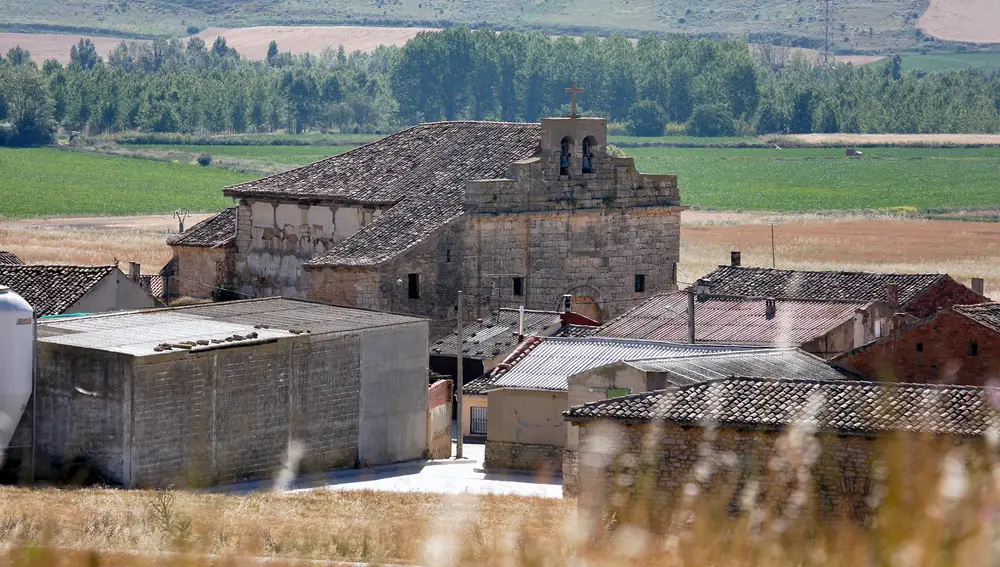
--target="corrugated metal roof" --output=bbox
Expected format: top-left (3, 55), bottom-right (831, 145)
top-left (624, 348), bottom-right (850, 387)
top-left (38, 297), bottom-right (425, 357)
top-left (429, 308), bottom-right (564, 359)
top-left (489, 337), bottom-right (751, 391)
top-left (595, 292), bottom-right (866, 345)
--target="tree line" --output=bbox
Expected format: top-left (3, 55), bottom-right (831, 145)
top-left (2, 30), bottom-right (1000, 146)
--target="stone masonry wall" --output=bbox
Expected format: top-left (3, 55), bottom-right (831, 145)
top-left (568, 422), bottom-right (979, 529)
top-left (834, 310), bottom-right (1000, 385)
top-left (907, 278), bottom-right (987, 319)
top-left (484, 440), bottom-right (563, 474)
top-left (130, 334), bottom-right (362, 488)
top-left (172, 246), bottom-right (230, 299)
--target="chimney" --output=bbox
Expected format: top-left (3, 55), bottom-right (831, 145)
top-left (730, 250), bottom-right (741, 267)
top-left (563, 294), bottom-right (572, 314)
top-left (765, 297), bottom-right (777, 320)
top-left (518, 305), bottom-right (526, 341)
top-left (885, 284), bottom-right (900, 310)
top-left (686, 287), bottom-right (696, 344)
top-left (892, 312), bottom-right (907, 335)
top-left (972, 278), bottom-right (985, 296)
top-left (128, 261), bottom-right (141, 281)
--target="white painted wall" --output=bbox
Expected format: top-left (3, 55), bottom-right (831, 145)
top-left (69, 271), bottom-right (158, 314)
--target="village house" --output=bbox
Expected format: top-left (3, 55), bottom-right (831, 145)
top-left (565, 377), bottom-right (1000, 526)
top-left (697, 264), bottom-right (987, 319)
top-left (14, 297), bottom-right (429, 488)
top-left (562, 348), bottom-right (854, 488)
top-left (430, 300), bottom-right (599, 437)
top-left (832, 303), bottom-right (1000, 385)
top-left (586, 291), bottom-right (893, 358)
top-left (463, 336), bottom-right (751, 472)
top-left (174, 113), bottom-right (683, 337)
top-left (165, 207), bottom-right (237, 300)
top-left (0, 263), bottom-right (158, 316)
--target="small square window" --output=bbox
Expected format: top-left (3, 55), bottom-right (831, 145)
top-left (969, 341), bottom-right (979, 356)
top-left (634, 274), bottom-right (646, 293)
top-left (513, 277), bottom-right (523, 296)
top-left (408, 273), bottom-right (420, 299)
top-left (916, 343), bottom-right (923, 353)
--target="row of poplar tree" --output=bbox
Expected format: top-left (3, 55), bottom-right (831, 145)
top-left (3, 28), bottom-right (1000, 146)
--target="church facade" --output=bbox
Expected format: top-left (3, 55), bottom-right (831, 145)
top-left (178, 114), bottom-right (684, 337)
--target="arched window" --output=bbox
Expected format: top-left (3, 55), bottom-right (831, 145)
top-left (582, 136), bottom-right (597, 174)
top-left (559, 136), bottom-right (573, 176)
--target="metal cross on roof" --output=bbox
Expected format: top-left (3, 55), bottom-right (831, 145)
top-left (564, 80), bottom-right (584, 118)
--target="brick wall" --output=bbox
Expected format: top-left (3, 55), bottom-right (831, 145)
top-left (427, 380), bottom-right (453, 459)
top-left (906, 277), bottom-right (986, 318)
top-left (570, 421), bottom-right (945, 528)
top-left (833, 310), bottom-right (1000, 385)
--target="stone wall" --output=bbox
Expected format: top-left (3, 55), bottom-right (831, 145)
top-left (569, 421), bottom-right (935, 528)
top-left (427, 379), bottom-right (453, 459)
top-left (484, 440), bottom-right (563, 474)
top-left (171, 246), bottom-right (232, 299)
top-left (833, 310), bottom-right (1000, 385)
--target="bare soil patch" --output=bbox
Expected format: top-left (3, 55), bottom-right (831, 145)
top-left (918, 0), bottom-right (1000, 43)
top-left (196, 25), bottom-right (439, 59)
top-left (836, 55), bottom-right (887, 66)
top-left (0, 33), bottom-right (137, 64)
top-left (774, 133), bottom-right (1000, 146)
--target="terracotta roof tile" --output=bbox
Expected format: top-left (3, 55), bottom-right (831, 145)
top-left (566, 376), bottom-right (1000, 436)
top-left (954, 303), bottom-right (1000, 332)
top-left (0, 264), bottom-right (116, 315)
top-left (698, 266), bottom-right (943, 305)
top-left (168, 208), bottom-right (236, 248)
top-left (0, 251), bottom-right (24, 265)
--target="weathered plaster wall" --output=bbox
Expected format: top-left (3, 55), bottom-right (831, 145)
top-left (462, 394), bottom-right (488, 437)
top-left (484, 389), bottom-right (565, 471)
top-left (358, 322), bottom-right (430, 466)
top-left (566, 363), bottom-right (649, 450)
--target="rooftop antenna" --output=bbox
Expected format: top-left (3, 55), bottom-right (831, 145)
top-left (173, 208), bottom-right (190, 234)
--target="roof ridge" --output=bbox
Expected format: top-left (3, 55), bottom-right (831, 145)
top-left (682, 375), bottom-right (995, 391)
top-left (710, 265), bottom-right (944, 278)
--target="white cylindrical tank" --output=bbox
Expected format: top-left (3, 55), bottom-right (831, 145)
top-left (0, 285), bottom-right (33, 457)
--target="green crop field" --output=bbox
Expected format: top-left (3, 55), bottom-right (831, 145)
top-left (0, 148), bottom-right (252, 217)
top-left (900, 52), bottom-right (1000, 73)
top-left (140, 144), bottom-right (356, 166)
top-left (630, 147), bottom-right (1000, 211)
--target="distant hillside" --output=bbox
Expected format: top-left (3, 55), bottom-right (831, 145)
top-left (0, 0), bottom-right (981, 52)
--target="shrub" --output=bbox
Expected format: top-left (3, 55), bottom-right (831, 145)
top-left (186, 26), bottom-right (201, 36)
top-left (627, 100), bottom-right (668, 137)
top-left (686, 103), bottom-right (736, 137)
top-left (196, 153), bottom-right (212, 166)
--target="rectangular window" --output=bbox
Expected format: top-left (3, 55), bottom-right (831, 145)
top-left (607, 388), bottom-right (631, 399)
top-left (446, 249), bottom-right (451, 263)
top-left (634, 274), bottom-right (646, 293)
top-left (513, 277), bottom-right (523, 296)
top-left (470, 406), bottom-right (488, 435)
top-left (916, 343), bottom-right (923, 353)
top-left (408, 273), bottom-right (420, 299)
top-left (970, 341), bottom-right (979, 356)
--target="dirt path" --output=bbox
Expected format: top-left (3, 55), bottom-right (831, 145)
top-left (196, 25), bottom-right (439, 59)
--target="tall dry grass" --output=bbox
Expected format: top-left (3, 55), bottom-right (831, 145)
top-left (0, 226), bottom-right (173, 271)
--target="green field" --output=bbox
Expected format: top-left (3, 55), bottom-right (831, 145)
top-left (630, 147), bottom-right (1000, 211)
top-left (140, 144), bottom-right (357, 166)
top-left (0, 148), bottom-right (252, 217)
top-left (901, 52), bottom-right (1000, 73)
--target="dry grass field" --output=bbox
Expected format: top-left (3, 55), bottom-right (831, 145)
top-left (918, 0), bottom-right (1000, 43)
top-left (0, 33), bottom-right (134, 64)
top-left (194, 25), bottom-right (439, 59)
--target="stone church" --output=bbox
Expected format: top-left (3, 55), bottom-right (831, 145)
top-left (170, 112), bottom-right (684, 336)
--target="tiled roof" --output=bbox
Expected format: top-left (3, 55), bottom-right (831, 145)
top-left (168, 208), bottom-right (236, 248)
top-left (624, 348), bottom-right (851, 387)
top-left (565, 377), bottom-right (999, 437)
top-left (954, 303), bottom-right (1000, 333)
top-left (430, 308), bottom-right (565, 359)
top-left (0, 251), bottom-right (24, 264)
top-left (38, 297), bottom-right (426, 357)
top-left (0, 264), bottom-right (116, 316)
top-left (594, 292), bottom-right (865, 345)
top-left (465, 337), bottom-right (752, 393)
top-left (287, 121), bottom-right (541, 267)
top-left (697, 266), bottom-right (944, 305)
